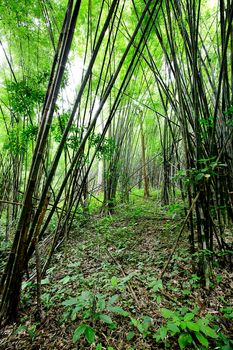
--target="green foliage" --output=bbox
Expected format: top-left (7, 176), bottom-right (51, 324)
top-left (199, 116), bottom-right (214, 128)
top-left (41, 292), bottom-right (54, 309)
top-left (193, 249), bottom-right (213, 260)
top-left (130, 315), bottom-right (153, 338)
top-left (148, 277), bottom-right (163, 304)
top-left (89, 133), bottom-right (116, 160)
top-left (109, 272), bottom-right (140, 292)
top-left (0, 0), bottom-right (65, 74)
top-left (62, 291), bottom-right (129, 344)
top-left (188, 274), bottom-right (201, 289)
top-left (0, 231), bottom-right (11, 253)
top-left (224, 106), bottom-right (233, 126)
top-left (220, 307), bottom-right (233, 320)
top-left (4, 124), bottom-right (38, 155)
top-left (165, 202), bottom-right (184, 218)
top-left (73, 323), bottom-right (95, 344)
top-left (174, 157), bottom-right (228, 187)
top-left (20, 280), bottom-right (36, 307)
top-left (224, 105), bottom-right (233, 115)
top-left (154, 308), bottom-right (220, 349)
top-left (51, 112), bottom-right (84, 149)
top-left (6, 77), bottom-right (46, 117)
top-left (15, 323), bottom-right (38, 342)
top-left (51, 117), bottom-right (116, 157)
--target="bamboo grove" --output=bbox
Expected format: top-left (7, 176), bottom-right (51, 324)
top-left (0, 0), bottom-right (232, 325)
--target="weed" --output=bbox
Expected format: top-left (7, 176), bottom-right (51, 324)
top-left (62, 291), bottom-right (129, 344)
top-left (154, 307), bottom-right (228, 349)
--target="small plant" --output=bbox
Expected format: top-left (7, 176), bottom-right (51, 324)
top-left (148, 277), bottom-right (163, 304)
top-left (15, 323), bottom-right (38, 342)
top-left (221, 306), bottom-right (233, 320)
top-left (20, 280), bottom-right (36, 307)
top-left (110, 272), bottom-right (139, 291)
top-left (62, 291), bottom-right (129, 344)
top-left (189, 274), bottom-right (201, 289)
top-left (166, 202), bottom-right (184, 218)
top-left (129, 315), bottom-right (153, 338)
top-left (41, 292), bottom-right (54, 310)
top-left (154, 308), bottom-right (219, 349)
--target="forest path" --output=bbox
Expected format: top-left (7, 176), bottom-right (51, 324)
top-left (1, 197), bottom-right (232, 349)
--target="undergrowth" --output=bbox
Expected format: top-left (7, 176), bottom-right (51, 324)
top-left (0, 192), bottom-right (232, 349)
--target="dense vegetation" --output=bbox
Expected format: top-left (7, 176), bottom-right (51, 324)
top-left (0, 0), bottom-right (232, 349)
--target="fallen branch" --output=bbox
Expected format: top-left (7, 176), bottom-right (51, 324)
top-left (160, 192), bottom-right (200, 278)
top-left (105, 248), bottom-right (141, 309)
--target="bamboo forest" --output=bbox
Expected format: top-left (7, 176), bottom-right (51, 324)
top-left (0, 0), bottom-right (233, 349)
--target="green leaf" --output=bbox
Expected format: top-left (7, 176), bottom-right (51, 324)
top-left (111, 276), bottom-right (118, 286)
top-left (161, 308), bottom-right (175, 319)
top-left (221, 345), bottom-right (233, 350)
top-left (142, 315), bottom-right (153, 327)
top-left (196, 332), bottom-right (209, 348)
top-left (73, 324), bottom-right (87, 342)
top-left (62, 297), bottom-right (78, 306)
top-left (85, 325), bottom-right (96, 344)
top-left (82, 309), bottom-right (92, 319)
top-left (182, 289), bottom-right (190, 295)
top-left (15, 324), bottom-right (27, 334)
top-left (22, 281), bottom-right (33, 290)
top-left (27, 326), bottom-right (36, 340)
top-left (138, 323), bottom-right (145, 333)
top-left (149, 279), bottom-right (163, 292)
top-left (95, 344), bottom-right (102, 350)
top-left (184, 313), bottom-right (194, 321)
top-left (180, 321), bottom-right (187, 330)
top-left (99, 314), bottom-right (113, 324)
top-left (41, 278), bottom-right (50, 285)
top-left (108, 306), bottom-right (129, 316)
top-left (98, 298), bottom-right (106, 311)
top-left (186, 321), bottom-right (199, 332)
top-left (60, 276), bottom-right (70, 284)
top-left (155, 326), bottom-right (167, 340)
top-left (173, 315), bottom-right (181, 325)
top-left (201, 326), bottom-right (218, 338)
top-left (108, 294), bottom-right (119, 305)
top-left (80, 291), bottom-right (92, 302)
top-left (71, 311), bottom-right (78, 321)
top-left (126, 331), bottom-right (135, 341)
top-left (167, 321), bottom-right (180, 334)
top-left (197, 318), bottom-right (209, 328)
top-left (121, 272), bottom-right (137, 283)
top-left (178, 333), bottom-right (193, 349)
top-left (130, 318), bottom-right (138, 327)
top-left (195, 173), bottom-right (204, 182)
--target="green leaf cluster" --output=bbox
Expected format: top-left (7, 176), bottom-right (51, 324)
top-left (4, 124), bottom-right (38, 155)
top-left (154, 308), bottom-right (219, 349)
top-left (62, 291), bottom-right (129, 344)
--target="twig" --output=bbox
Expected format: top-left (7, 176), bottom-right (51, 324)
top-left (159, 290), bottom-right (182, 306)
top-left (105, 248), bottom-right (141, 309)
top-left (0, 199), bottom-right (22, 206)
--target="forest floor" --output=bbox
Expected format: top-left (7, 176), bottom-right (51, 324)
top-left (0, 194), bottom-right (233, 349)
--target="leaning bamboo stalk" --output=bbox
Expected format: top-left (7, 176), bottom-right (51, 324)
top-left (160, 192), bottom-right (200, 278)
top-left (34, 194), bottom-right (51, 321)
top-left (0, 0), bottom-right (80, 323)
